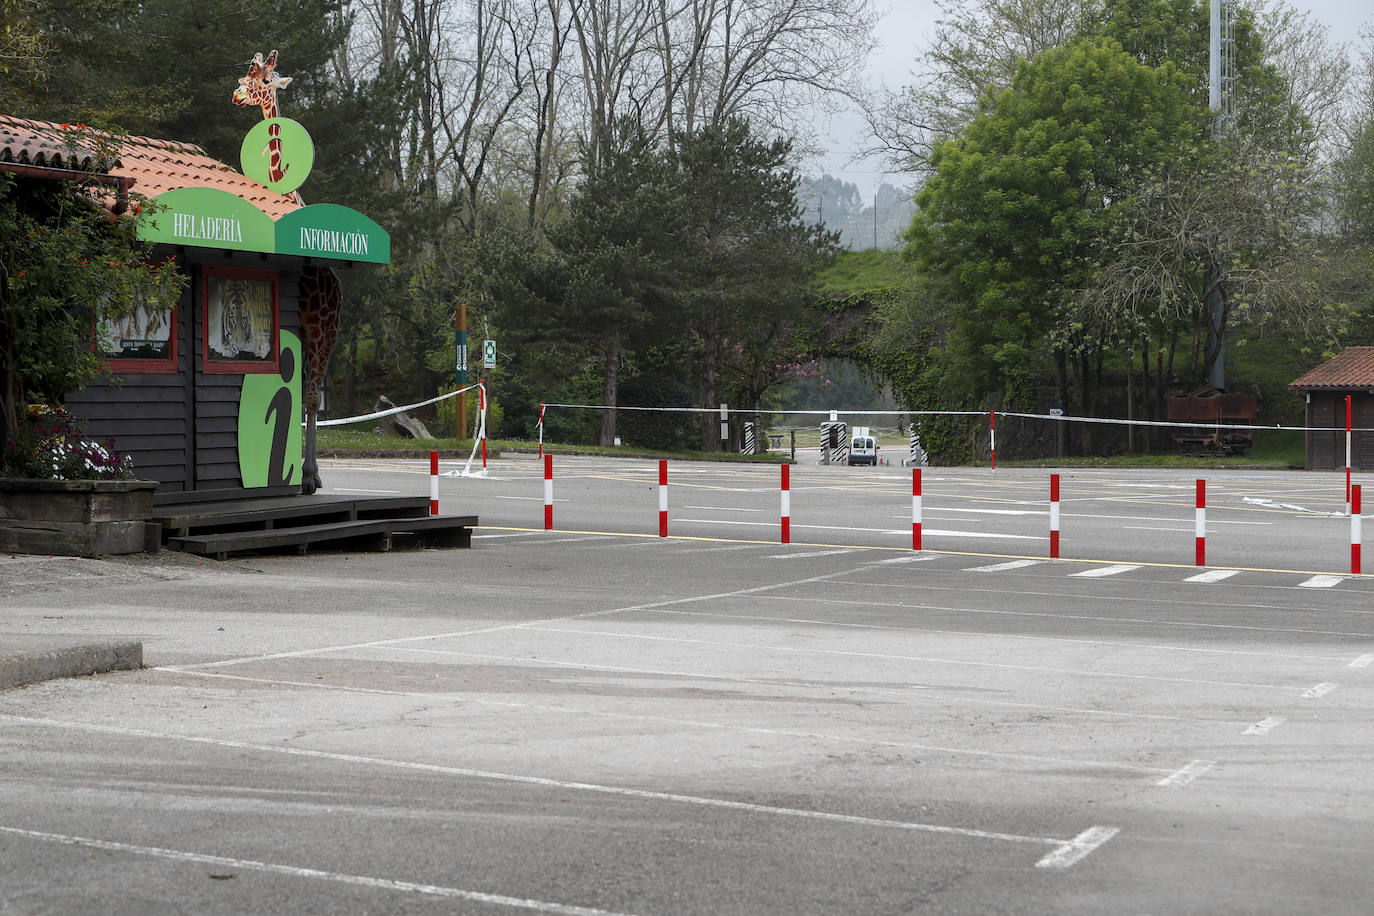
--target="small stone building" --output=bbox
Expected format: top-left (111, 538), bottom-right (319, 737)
top-left (1289, 346), bottom-right (1374, 471)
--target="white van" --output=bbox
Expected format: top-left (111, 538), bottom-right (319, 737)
top-left (847, 427), bottom-right (878, 466)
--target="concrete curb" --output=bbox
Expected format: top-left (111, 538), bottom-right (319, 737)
top-left (0, 641), bottom-right (143, 690)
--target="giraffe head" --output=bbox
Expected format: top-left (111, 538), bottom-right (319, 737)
top-left (231, 50), bottom-right (293, 118)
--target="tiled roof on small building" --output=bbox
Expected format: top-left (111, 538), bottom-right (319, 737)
top-left (0, 116), bottom-right (107, 170)
top-left (1289, 347), bottom-right (1374, 391)
top-left (0, 115), bottom-right (299, 219)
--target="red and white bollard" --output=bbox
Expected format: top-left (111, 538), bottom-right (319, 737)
top-left (1347, 395), bottom-right (1353, 514)
top-left (1352, 484), bottom-right (1362, 575)
top-left (479, 382), bottom-right (488, 470)
top-left (429, 450), bottom-right (439, 516)
top-left (1050, 473), bottom-right (1061, 559)
top-left (780, 463), bottom-right (791, 544)
top-left (1195, 478), bottom-right (1206, 566)
top-left (658, 459), bottom-right (668, 537)
top-left (989, 410), bottom-right (996, 470)
top-left (543, 454), bottom-right (553, 531)
top-left (538, 402), bottom-right (546, 460)
top-left (912, 468), bottom-right (922, 551)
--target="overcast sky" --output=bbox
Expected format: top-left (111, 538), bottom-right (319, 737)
top-left (815, 0), bottom-right (1374, 197)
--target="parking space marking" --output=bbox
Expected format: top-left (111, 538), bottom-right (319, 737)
top-left (0, 825), bottom-right (626, 916)
top-left (0, 715), bottom-right (1111, 867)
top-left (1303, 682), bottom-right (1338, 698)
top-left (838, 580), bottom-right (1374, 639)
top-left (517, 625), bottom-right (1310, 691)
top-left (1035, 826), bottom-right (1120, 870)
top-left (1185, 570), bottom-right (1240, 583)
top-left (1243, 716), bottom-right (1286, 735)
top-left (1070, 565), bottom-right (1141, 578)
top-left (1350, 653), bottom-right (1374, 668)
top-left (1156, 760), bottom-right (1215, 787)
top-left (767, 549), bottom-right (858, 559)
top-left (155, 666), bottom-right (1174, 778)
top-left (1299, 576), bottom-right (1345, 588)
top-left (964, 560), bottom-right (1042, 572)
top-left (661, 603), bottom-right (1356, 664)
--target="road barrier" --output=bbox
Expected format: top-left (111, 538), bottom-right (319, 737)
top-left (1195, 479), bottom-right (1206, 566)
top-left (1050, 474), bottom-right (1061, 559)
top-left (516, 457), bottom-right (1365, 576)
top-left (912, 468), bottom-right (922, 550)
top-left (1353, 484), bottom-right (1362, 575)
top-left (659, 459), bottom-right (668, 537)
top-left (429, 451), bottom-right (439, 515)
top-left (781, 463), bottom-right (791, 544)
top-left (543, 454), bottom-right (553, 531)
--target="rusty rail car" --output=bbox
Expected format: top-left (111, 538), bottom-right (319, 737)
top-left (1166, 386), bottom-right (1258, 456)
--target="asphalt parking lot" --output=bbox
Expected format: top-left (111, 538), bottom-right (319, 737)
top-left (2, 456), bottom-right (1373, 913)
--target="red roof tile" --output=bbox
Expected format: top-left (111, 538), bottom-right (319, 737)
top-left (0, 114), bottom-right (299, 219)
top-left (0, 116), bottom-right (107, 170)
top-left (1289, 347), bottom-right (1374, 390)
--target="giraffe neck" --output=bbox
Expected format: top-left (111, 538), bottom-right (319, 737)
top-left (260, 97), bottom-right (288, 185)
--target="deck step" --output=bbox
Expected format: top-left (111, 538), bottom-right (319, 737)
top-left (155, 495), bottom-right (431, 536)
top-left (167, 514), bottom-right (478, 560)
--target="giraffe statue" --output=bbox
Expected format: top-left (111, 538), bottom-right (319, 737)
top-left (233, 49), bottom-right (341, 494)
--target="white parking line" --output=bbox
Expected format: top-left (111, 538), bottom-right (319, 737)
top-left (1298, 576), bottom-right (1344, 588)
top-left (154, 666), bottom-right (1174, 777)
top-left (1070, 565), bottom-right (1141, 578)
top-left (767, 549), bottom-right (858, 560)
top-left (0, 826), bottom-right (624, 915)
top-left (674, 519), bottom-right (1042, 540)
top-left (519, 625), bottom-right (1305, 691)
top-left (1303, 682), bottom-right (1338, 698)
top-left (0, 715), bottom-right (1112, 868)
top-left (684, 505), bottom-right (768, 512)
top-left (1243, 716), bottom-right (1285, 735)
top-left (964, 560), bottom-right (1042, 573)
top-left (1035, 826), bottom-right (1120, 870)
top-left (1350, 653), bottom-right (1374, 668)
top-left (1155, 760), bottom-right (1215, 787)
top-left (1184, 570), bottom-right (1240, 583)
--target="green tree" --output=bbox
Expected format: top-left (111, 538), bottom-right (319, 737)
top-left (1, 141), bottom-right (181, 465)
top-left (908, 39), bottom-right (1197, 417)
top-left (531, 124), bottom-right (686, 446)
top-left (673, 119), bottom-right (839, 449)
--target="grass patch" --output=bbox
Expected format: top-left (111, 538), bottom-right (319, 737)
top-left (1002, 429), bottom-right (1305, 469)
top-left (317, 426), bottom-right (788, 463)
top-left (816, 249), bottom-right (909, 295)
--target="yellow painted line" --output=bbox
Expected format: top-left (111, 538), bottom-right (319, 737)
top-left (472, 526), bottom-right (1365, 579)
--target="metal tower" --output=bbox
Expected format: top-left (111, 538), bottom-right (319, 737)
top-left (1207, 0), bottom-right (1236, 389)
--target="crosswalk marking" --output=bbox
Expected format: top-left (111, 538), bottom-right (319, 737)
top-left (1298, 575), bottom-right (1344, 589)
top-left (1184, 569), bottom-right (1239, 584)
top-left (1070, 565), bottom-right (1141, 578)
top-left (964, 559), bottom-right (1042, 573)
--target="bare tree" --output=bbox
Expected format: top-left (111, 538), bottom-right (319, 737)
top-left (863, 0), bottom-right (1089, 175)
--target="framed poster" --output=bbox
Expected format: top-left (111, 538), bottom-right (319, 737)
top-left (203, 265), bottom-right (278, 373)
top-left (99, 295), bottom-right (177, 372)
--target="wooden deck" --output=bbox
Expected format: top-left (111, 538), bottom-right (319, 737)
top-left (153, 495), bottom-right (477, 560)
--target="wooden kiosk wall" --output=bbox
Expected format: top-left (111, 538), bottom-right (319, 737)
top-left (67, 249), bottom-right (304, 505)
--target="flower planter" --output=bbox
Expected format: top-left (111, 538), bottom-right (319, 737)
top-left (0, 478), bottom-right (160, 557)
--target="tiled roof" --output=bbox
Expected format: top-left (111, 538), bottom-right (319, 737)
top-left (0, 114), bottom-right (300, 219)
top-left (1289, 347), bottom-right (1374, 390)
top-left (0, 115), bottom-right (107, 170)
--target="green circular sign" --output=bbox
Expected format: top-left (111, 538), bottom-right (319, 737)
top-left (240, 117), bottom-right (314, 195)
